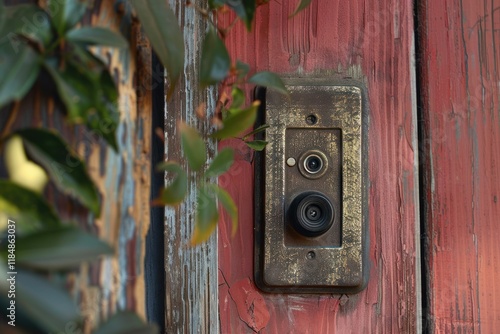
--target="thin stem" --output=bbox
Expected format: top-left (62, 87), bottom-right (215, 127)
top-left (221, 16), bottom-right (240, 36)
top-left (0, 101), bottom-right (20, 139)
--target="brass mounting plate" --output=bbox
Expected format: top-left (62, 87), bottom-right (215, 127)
top-left (254, 79), bottom-right (369, 293)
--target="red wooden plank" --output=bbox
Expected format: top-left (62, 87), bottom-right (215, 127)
top-left (418, 0), bottom-right (500, 331)
top-left (218, 1), bottom-right (420, 332)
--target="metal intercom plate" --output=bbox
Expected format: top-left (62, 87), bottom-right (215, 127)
top-left (254, 79), bottom-right (368, 293)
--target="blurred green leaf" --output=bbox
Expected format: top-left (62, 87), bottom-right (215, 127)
top-left (210, 184), bottom-right (238, 236)
top-left (289, 0), bottom-right (312, 17)
top-left (44, 57), bottom-right (119, 150)
top-left (235, 60), bottom-right (250, 80)
top-left (0, 4), bottom-right (51, 108)
top-left (231, 87), bottom-right (245, 109)
top-left (0, 4), bottom-right (53, 46)
top-left (242, 124), bottom-right (269, 140)
top-left (208, 0), bottom-right (226, 9)
top-left (249, 71), bottom-right (288, 95)
top-left (0, 2), bottom-right (5, 34)
top-left (44, 58), bottom-right (93, 122)
top-left (49, 0), bottom-right (88, 35)
top-left (0, 180), bottom-right (60, 229)
top-left (210, 101), bottom-right (259, 139)
top-left (227, 0), bottom-right (256, 31)
top-left (131, 0), bottom-right (184, 97)
top-left (94, 311), bottom-right (158, 334)
top-left (153, 162), bottom-right (187, 206)
top-left (179, 122), bottom-right (206, 172)
top-left (11, 226), bottom-right (113, 270)
top-left (66, 27), bottom-right (128, 48)
top-left (200, 28), bottom-right (230, 86)
top-left (14, 128), bottom-right (101, 215)
top-left (191, 187), bottom-right (218, 245)
top-left (205, 148), bottom-right (234, 178)
top-left (0, 41), bottom-right (40, 109)
top-left (245, 140), bottom-right (268, 151)
top-left (16, 270), bottom-right (81, 333)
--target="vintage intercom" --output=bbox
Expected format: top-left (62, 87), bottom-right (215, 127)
top-left (254, 79), bottom-right (368, 293)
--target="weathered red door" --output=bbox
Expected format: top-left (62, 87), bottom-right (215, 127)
top-left (219, 1), bottom-right (420, 332)
top-left (163, 0), bottom-right (500, 332)
top-left (418, 0), bottom-right (500, 331)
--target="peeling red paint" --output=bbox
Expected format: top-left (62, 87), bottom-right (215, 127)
top-left (219, 0), bottom-right (420, 332)
top-left (418, 0), bottom-right (500, 331)
top-left (228, 278), bottom-right (270, 332)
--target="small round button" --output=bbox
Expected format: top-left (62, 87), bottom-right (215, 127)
top-left (286, 158), bottom-right (296, 167)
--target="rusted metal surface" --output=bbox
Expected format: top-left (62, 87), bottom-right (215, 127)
top-left (1, 1), bottom-right (153, 332)
top-left (162, 0), bottom-right (219, 332)
top-left (219, 0), bottom-right (420, 332)
top-left (418, 0), bottom-right (500, 331)
top-left (254, 82), bottom-right (368, 293)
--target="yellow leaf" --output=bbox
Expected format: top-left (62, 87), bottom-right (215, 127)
top-left (4, 136), bottom-right (48, 193)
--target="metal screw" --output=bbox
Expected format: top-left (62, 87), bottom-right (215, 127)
top-left (306, 114), bottom-right (317, 125)
top-left (306, 251), bottom-right (316, 260)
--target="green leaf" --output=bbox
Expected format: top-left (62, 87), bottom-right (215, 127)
top-left (289, 0), bottom-right (312, 17)
top-left (0, 180), bottom-right (61, 229)
top-left (227, 0), bottom-right (256, 31)
top-left (49, 0), bottom-right (88, 35)
top-left (44, 58), bottom-right (93, 122)
top-left (0, 4), bottom-right (51, 108)
top-left (242, 124), bottom-right (269, 140)
top-left (245, 140), bottom-right (268, 151)
top-left (200, 28), bottom-right (230, 87)
top-left (0, 2), bottom-right (5, 34)
top-left (94, 311), bottom-right (158, 334)
top-left (210, 184), bottom-right (238, 236)
top-left (44, 57), bottom-right (119, 150)
top-left (16, 270), bottom-right (81, 333)
top-left (179, 122), bottom-right (206, 172)
top-left (153, 162), bottom-right (187, 206)
top-left (0, 41), bottom-right (40, 108)
top-left (14, 128), bottom-right (101, 215)
top-left (208, 0), bottom-right (226, 10)
top-left (235, 60), bottom-right (250, 80)
top-left (191, 187), bottom-right (218, 245)
top-left (231, 87), bottom-right (245, 109)
top-left (249, 71), bottom-right (288, 95)
top-left (210, 101), bottom-right (260, 139)
top-left (66, 27), bottom-right (128, 48)
top-left (0, 4), bottom-right (53, 46)
top-left (11, 226), bottom-right (113, 270)
top-left (205, 148), bottom-right (234, 178)
top-left (131, 0), bottom-right (184, 97)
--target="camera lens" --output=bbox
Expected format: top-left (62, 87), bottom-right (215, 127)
top-left (289, 192), bottom-right (334, 237)
top-left (304, 155), bottom-right (323, 174)
top-left (305, 204), bottom-right (322, 221)
top-left (298, 150), bottom-right (328, 179)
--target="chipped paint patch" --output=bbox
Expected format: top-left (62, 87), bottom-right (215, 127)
top-left (228, 278), bottom-right (270, 332)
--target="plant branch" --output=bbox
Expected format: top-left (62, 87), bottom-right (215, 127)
top-left (0, 101), bottom-right (20, 140)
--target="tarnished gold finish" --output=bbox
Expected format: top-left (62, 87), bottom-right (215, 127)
top-left (254, 79), bottom-right (368, 293)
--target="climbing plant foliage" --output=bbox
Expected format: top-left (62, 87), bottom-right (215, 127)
top-left (0, 0), bottom-right (309, 332)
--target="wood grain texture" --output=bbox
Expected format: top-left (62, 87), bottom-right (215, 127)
top-left (1, 1), bottom-right (152, 332)
top-left (418, 0), bottom-right (500, 332)
top-left (218, 0), bottom-right (421, 332)
top-left (162, 0), bottom-right (219, 332)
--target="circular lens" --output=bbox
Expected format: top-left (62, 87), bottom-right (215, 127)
top-left (305, 204), bottom-right (322, 221)
top-left (304, 154), bottom-right (323, 174)
top-left (298, 150), bottom-right (329, 179)
top-left (289, 192), bottom-right (334, 237)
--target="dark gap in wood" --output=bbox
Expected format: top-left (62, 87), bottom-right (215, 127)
top-left (414, 0), bottom-right (432, 332)
top-left (145, 53), bottom-right (166, 332)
